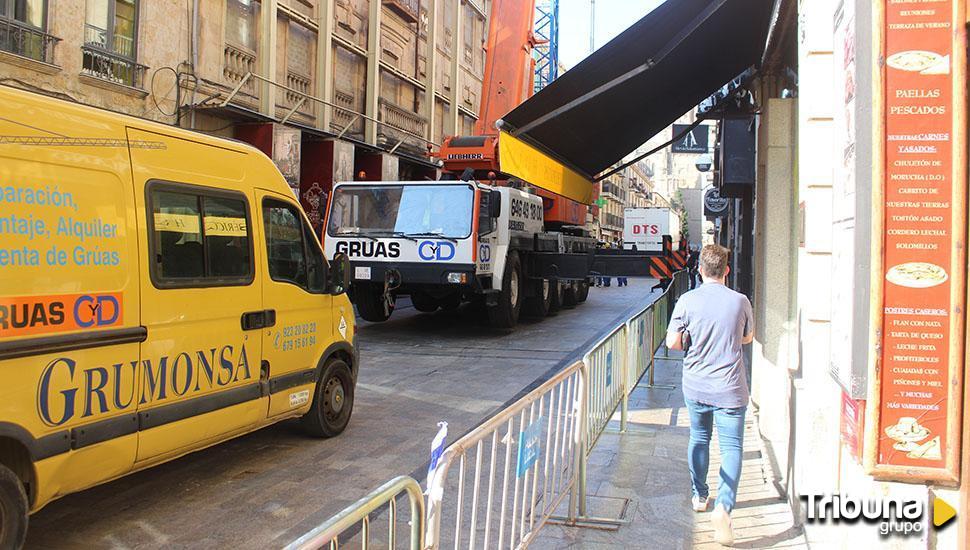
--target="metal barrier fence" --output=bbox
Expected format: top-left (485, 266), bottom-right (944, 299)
top-left (289, 270), bottom-right (690, 549)
top-left (285, 476), bottom-right (425, 550)
top-left (425, 362), bottom-right (584, 549)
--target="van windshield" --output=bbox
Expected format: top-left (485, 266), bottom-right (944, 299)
top-left (327, 184), bottom-right (475, 239)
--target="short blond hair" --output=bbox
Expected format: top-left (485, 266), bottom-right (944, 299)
top-left (699, 244), bottom-right (729, 278)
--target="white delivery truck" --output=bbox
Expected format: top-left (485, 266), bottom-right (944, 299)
top-left (323, 180), bottom-right (598, 328)
top-left (623, 207), bottom-right (681, 252)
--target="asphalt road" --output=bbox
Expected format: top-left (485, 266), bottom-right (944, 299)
top-left (26, 279), bottom-right (660, 549)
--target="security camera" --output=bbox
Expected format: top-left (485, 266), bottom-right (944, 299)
top-left (695, 154), bottom-right (712, 173)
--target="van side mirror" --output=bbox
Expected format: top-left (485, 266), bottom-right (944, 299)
top-left (488, 190), bottom-right (502, 218)
top-left (329, 252), bottom-right (352, 295)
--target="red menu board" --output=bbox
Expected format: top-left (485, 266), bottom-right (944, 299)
top-left (876, 0), bottom-right (964, 480)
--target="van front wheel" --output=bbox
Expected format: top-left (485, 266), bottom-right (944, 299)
top-left (0, 464), bottom-right (27, 550)
top-left (301, 358), bottom-right (355, 438)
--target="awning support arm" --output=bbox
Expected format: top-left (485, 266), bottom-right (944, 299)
top-left (593, 118), bottom-right (704, 182)
top-left (502, 0), bottom-right (728, 137)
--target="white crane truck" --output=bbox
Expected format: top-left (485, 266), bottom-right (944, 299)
top-left (322, 179), bottom-right (599, 328)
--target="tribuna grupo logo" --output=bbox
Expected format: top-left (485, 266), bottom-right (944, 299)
top-left (800, 492), bottom-right (956, 537)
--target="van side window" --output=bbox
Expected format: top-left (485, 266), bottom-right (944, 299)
top-left (263, 199), bottom-right (327, 293)
top-left (150, 187), bottom-right (253, 286)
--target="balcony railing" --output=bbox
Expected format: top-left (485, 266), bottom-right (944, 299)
top-left (383, 0), bottom-right (419, 23)
top-left (284, 71), bottom-right (313, 116)
top-left (378, 98), bottom-right (427, 139)
top-left (0, 15), bottom-right (59, 65)
top-left (224, 43), bottom-right (257, 96)
top-left (602, 213), bottom-right (623, 230)
top-left (331, 89), bottom-right (363, 136)
top-left (84, 24), bottom-right (134, 58)
top-left (81, 46), bottom-right (146, 88)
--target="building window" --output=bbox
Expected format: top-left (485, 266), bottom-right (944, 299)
top-left (227, 0), bottom-right (259, 51)
top-left (0, 0), bottom-right (58, 64)
top-left (82, 0), bottom-right (145, 88)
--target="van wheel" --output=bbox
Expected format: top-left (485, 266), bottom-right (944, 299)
top-left (562, 282), bottom-right (579, 308)
top-left (487, 252), bottom-right (522, 328)
top-left (547, 280), bottom-right (564, 315)
top-left (523, 279), bottom-right (551, 318)
top-left (301, 359), bottom-right (355, 438)
top-left (355, 284), bottom-right (393, 322)
top-left (0, 464), bottom-right (27, 550)
top-left (410, 291), bottom-right (439, 313)
top-left (576, 279), bottom-right (590, 303)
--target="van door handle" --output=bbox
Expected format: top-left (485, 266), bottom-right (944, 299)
top-left (241, 310), bottom-right (277, 331)
top-left (241, 310), bottom-right (265, 331)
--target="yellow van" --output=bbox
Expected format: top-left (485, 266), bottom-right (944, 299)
top-left (0, 85), bottom-right (356, 547)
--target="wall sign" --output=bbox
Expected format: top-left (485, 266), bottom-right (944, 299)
top-left (703, 188), bottom-right (729, 218)
top-left (671, 124), bottom-right (709, 154)
top-left (869, 0), bottom-right (965, 482)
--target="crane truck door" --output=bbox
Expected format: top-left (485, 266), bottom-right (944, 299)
top-left (476, 188), bottom-right (499, 275)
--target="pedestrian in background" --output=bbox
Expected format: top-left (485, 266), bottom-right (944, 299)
top-left (599, 241), bottom-right (612, 287)
top-left (616, 243), bottom-right (637, 286)
top-left (687, 245), bottom-right (700, 289)
top-left (666, 244), bottom-right (754, 546)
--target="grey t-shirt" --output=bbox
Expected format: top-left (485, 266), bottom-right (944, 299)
top-left (668, 282), bottom-right (753, 409)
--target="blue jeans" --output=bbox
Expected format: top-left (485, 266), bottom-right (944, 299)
top-left (685, 398), bottom-right (746, 512)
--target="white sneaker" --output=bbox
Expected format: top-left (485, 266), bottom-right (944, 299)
top-left (691, 494), bottom-right (709, 512)
top-left (711, 503), bottom-right (735, 546)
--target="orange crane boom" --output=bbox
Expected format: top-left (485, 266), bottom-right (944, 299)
top-left (474, 0), bottom-right (537, 136)
top-left (435, 0), bottom-right (589, 228)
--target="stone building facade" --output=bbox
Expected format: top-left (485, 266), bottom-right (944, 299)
top-left (0, 0), bottom-right (491, 228)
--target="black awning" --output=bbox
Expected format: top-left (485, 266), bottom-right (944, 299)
top-left (498, 0), bottom-right (774, 178)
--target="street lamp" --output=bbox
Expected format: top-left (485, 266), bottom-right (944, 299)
top-left (695, 153), bottom-right (713, 172)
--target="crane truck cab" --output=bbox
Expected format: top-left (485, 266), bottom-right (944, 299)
top-left (323, 180), bottom-right (595, 328)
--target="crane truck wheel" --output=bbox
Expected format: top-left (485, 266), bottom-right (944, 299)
top-left (355, 283), bottom-right (394, 322)
top-left (440, 293), bottom-right (462, 311)
top-left (410, 291), bottom-right (439, 313)
top-left (488, 252), bottom-right (523, 328)
top-left (576, 279), bottom-right (591, 303)
top-left (547, 280), bottom-right (564, 315)
top-left (562, 282), bottom-right (579, 308)
top-left (523, 279), bottom-right (551, 318)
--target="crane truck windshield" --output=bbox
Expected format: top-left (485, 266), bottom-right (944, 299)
top-left (328, 184), bottom-right (475, 239)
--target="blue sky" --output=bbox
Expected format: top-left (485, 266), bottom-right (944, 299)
top-left (558, 0), bottom-right (666, 69)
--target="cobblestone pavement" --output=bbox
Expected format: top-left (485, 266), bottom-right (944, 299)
top-left (534, 353), bottom-right (809, 550)
top-left (26, 280), bottom-right (661, 549)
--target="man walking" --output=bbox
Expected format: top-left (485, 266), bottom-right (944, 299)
top-left (687, 245), bottom-right (700, 289)
top-left (666, 244), bottom-right (753, 546)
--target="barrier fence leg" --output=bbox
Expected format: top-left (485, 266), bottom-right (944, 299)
top-left (645, 342), bottom-right (677, 390)
top-left (620, 387), bottom-right (628, 434)
top-left (577, 369), bottom-right (589, 519)
top-left (619, 322), bottom-right (631, 434)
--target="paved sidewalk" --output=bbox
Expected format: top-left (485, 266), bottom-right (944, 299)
top-left (534, 352), bottom-right (809, 549)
